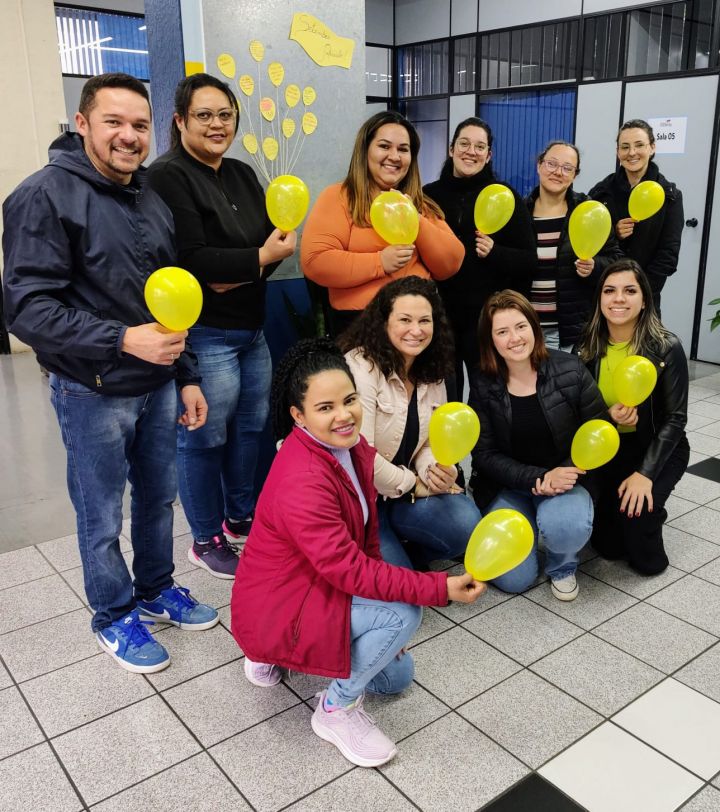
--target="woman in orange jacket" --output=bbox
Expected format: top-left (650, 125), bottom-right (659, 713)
top-left (301, 111), bottom-right (464, 336)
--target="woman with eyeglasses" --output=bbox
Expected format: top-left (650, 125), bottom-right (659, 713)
top-left (423, 117), bottom-right (535, 397)
top-left (148, 73), bottom-right (297, 579)
top-left (589, 119), bottom-right (684, 312)
top-left (526, 141), bottom-right (621, 351)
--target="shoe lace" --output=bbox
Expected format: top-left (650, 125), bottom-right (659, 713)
top-left (168, 585), bottom-right (198, 608)
top-left (126, 616), bottom-right (156, 649)
top-left (212, 534), bottom-right (239, 554)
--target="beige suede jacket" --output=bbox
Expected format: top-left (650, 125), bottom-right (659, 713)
top-left (345, 348), bottom-right (449, 498)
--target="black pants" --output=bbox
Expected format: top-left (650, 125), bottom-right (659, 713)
top-left (591, 432), bottom-right (689, 574)
top-left (448, 314), bottom-right (480, 402)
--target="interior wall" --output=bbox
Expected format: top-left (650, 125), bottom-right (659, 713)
top-left (366, 0), bottom-right (394, 44)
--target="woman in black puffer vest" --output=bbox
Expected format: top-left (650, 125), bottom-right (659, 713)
top-left (424, 117), bottom-right (535, 398)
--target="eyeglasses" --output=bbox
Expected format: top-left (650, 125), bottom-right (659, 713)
top-left (540, 159), bottom-right (577, 176)
top-left (189, 108), bottom-right (236, 125)
top-left (455, 138), bottom-right (489, 154)
top-left (617, 141), bottom-right (652, 153)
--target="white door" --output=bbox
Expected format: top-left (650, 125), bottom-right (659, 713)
top-left (623, 75), bottom-right (717, 353)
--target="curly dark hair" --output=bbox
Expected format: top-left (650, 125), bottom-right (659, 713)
top-left (337, 276), bottom-right (454, 383)
top-left (270, 338), bottom-right (356, 442)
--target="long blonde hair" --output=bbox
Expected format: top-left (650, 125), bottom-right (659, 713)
top-left (342, 111), bottom-right (443, 227)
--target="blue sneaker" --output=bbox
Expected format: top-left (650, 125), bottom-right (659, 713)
top-left (96, 610), bottom-right (170, 674)
top-left (136, 585), bottom-right (219, 631)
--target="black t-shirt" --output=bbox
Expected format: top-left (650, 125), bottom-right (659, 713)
top-left (391, 387), bottom-right (420, 468)
top-left (509, 392), bottom-right (555, 468)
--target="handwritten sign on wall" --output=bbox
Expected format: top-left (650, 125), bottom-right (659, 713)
top-left (289, 12), bottom-right (355, 69)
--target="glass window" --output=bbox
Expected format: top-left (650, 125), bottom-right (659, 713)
top-left (398, 98), bottom-right (448, 184)
top-left (366, 46), bottom-right (393, 98)
top-left (55, 5), bottom-right (148, 80)
top-left (397, 40), bottom-right (449, 98)
top-left (453, 36), bottom-right (477, 93)
top-left (583, 13), bottom-right (625, 80)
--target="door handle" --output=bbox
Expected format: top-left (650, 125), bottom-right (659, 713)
top-left (686, 218), bottom-right (698, 227)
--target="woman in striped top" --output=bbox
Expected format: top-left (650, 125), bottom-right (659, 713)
top-left (525, 141), bottom-right (621, 351)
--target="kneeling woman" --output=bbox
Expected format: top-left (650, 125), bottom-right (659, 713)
top-left (469, 291), bottom-right (607, 600)
top-left (576, 260), bottom-right (689, 574)
top-left (340, 277), bottom-right (482, 569)
top-left (231, 339), bottom-right (484, 768)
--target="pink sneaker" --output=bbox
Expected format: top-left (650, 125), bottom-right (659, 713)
top-left (311, 691), bottom-right (397, 767)
top-left (244, 657), bottom-right (282, 687)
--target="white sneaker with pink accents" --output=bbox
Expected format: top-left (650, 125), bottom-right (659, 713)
top-left (243, 657), bottom-right (282, 687)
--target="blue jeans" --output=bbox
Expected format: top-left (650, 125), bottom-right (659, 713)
top-left (488, 485), bottom-right (593, 593)
top-left (378, 493), bottom-right (482, 569)
top-left (50, 375), bottom-right (177, 632)
top-left (178, 326), bottom-right (271, 541)
top-left (325, 596), bottom-right (421, 706)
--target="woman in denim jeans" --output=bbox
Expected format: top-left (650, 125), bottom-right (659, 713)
top-left (340, 277), bottom-right (482, 570)
top-left (148, 73), bottom-right (297, 578)
top-left (469, 290), bottom-right (607, 602)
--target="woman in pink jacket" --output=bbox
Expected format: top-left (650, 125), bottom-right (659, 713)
top-left (231, 339), bottom-right (484, 768)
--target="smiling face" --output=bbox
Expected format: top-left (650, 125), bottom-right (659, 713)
top-left (289, 370), bottom-right (363, 449)
top-left (450, 124), bottom-right (491, 178)
top-left (600, 270), bottom-right (645, 333)
top-left (367, 123), bottom-right (412, 192)
top-left (491, 308), bottom-right (535, 366)
top-left (537, 144), bottom-right (578, 196)
top-left (175, 86), bottom-right (237, 169)
top-left (617, 127), bottom-right (655, 181)
top-left (75, 87), bottom-right (151, 185)
top-left (386, 294), bottom-right (434, 369)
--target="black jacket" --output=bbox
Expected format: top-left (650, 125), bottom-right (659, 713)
top-left (147, 145), bottom-right (278, 330)
top-left (468, 350), bottom-right (608, 508)
top-left (589, 163), bottom-right (684, 295)
top-left (424, 164), bottom-right (535, 324)
top-left (583, 333), bottom-right (688, 481)
top-left (525, 187), bottom-right (623, 346)
top-left (2, 133), bottom-right (198, 395)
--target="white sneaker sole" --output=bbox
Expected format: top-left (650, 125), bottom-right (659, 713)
top-left (243, 657), bottom-right (282, 687)
top-left (311, 714), bottom-right (398, 768)
top-left (96, 633), bottom-right (170, 673)
top-left (187, 547), bottom-right (237, 580)
top-left (551, 583), bottom-right (579, 601)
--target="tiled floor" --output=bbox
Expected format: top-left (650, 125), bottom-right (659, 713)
top-left (2, 353), bottom-right (720, 811)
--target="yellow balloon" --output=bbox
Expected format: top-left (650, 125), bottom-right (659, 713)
top-left (571, 419), bottom-right (620, 470)
top-left (628, 180), bottom-right (665, 221)
top-left (474, 184), bottom-right (515, 234)
top-left (266, 175), bottom-right (310, 232)
top-left (613, 355), bottom-right (657, 407)
top-left (568, 201), bottom-right (611, 260)
top-left (428, 402), bottom-right (480, 466)
top-left (144, 267), bottom-right (202, 332)
top-left (464, 509), bottom-right (534, 581)
top-left (369, 191), bottom-right (420, 245)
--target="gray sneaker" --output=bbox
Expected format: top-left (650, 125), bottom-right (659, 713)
top-left (551, 573), bottom-right (579, 601)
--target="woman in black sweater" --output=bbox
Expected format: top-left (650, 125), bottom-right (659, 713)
top-left (148, 73), bottom-right (297, 579)
top-left (424, 117), bottom-right (535, 397)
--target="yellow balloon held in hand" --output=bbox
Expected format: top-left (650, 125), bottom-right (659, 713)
top-left (571, 419), bottom-right (620, 470)
top-left (568, 201), bottom-right (611, 260)
top-left (144, 267), bottom-right (203, 332)
top-left (266, 175), bottom-right (310, 232)
top-left (428, 402), bottom-right (481, 466)
top-left (628, 180), bottom-right (665, 221)
top-left (474, 184), bottom-right (515, 234)
top-left (614, 355), bottom-right (657, 407)
top-left (464, 509), bottom-right (534, 581)
top-left (370, 191), bottom-right (420, 245)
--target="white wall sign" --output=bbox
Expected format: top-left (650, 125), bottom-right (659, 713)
top-left (648, 116), bottom-right (687, 154)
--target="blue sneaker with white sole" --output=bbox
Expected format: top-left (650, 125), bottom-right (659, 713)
top-left (136, 585), bottom-right (219, 630)
top-left (96, 610), bottom-right (170, 673)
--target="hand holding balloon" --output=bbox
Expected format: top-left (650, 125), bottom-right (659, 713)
top-left (447, 572), bottom-right (486, 604)
top-left (464, 509), bottom-right (534, 581)
top-left (121, 323), bottom-right (187, 366)
top-left (425, 463), bottom-right (459, 494)
top-left (380, 244), bottom-right (415, 274)
top-left (575, 258), bottom-right (594, 278)
top-left (615, 218), bottom-right (636, 240)
top-left (609, 403), bottom-right (638, 427)
top-left (259, 228), bottom-right (297, 267)
top-left (475, 232), bottom-right (495, 258)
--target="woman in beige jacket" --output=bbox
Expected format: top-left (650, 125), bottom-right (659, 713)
top-left (340, 277), bottom-right (482, 569)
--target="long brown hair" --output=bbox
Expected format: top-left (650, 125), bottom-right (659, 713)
top-left (342, 111), bottom-right (443, 226)
top-left (478, 290), bottom-right (549, 381)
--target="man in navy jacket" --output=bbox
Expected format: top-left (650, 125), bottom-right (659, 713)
top-left (2, 73), bottom-right (219, 674)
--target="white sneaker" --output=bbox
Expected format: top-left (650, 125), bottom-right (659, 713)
top-left (244, 657), bottom-right (282, 687)
top-left (311, 691), bottom-right (397, 768)
top-left (551, 573), bottom-right (579, 601)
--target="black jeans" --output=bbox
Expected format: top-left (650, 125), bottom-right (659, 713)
top-left (591, 432), bottom-right (689, 574)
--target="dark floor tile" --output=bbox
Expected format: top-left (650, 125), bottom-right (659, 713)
top-left (482, 773), bottom-right (586, 811)
top-left (686, 457), bottom-right (720, 484)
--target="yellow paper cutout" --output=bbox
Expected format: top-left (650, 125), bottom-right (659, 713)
top-left (249, 40), bottom-right (265, 62)
top-left (217, 54), bottom-right (236, 78)
top-left (238, 75), bottom-right (254, 96)
top-left (243, 133), bottom-right (258, 155)
top-left (285, 84), bottom-right (301, 108)
top-left (289, 12), bottom-right (355, 69)
top-left (268, 62), bottom-right (285, 87)
top-left (302, 111), bottom-right (318, 135)
top-left (263, 137), bottom-right (279, 161)
top-left (302, 86), bottom-right (317, 106)
top-left (282, 118), bottom-right (296, 139)
top-left (185, 61), bottom-right (204, 76)
top-left (259, 97), bottom-right (276, 122)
